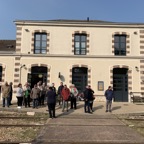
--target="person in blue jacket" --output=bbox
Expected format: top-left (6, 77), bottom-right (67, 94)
top-left (104, 86), bottom-right (114, 112)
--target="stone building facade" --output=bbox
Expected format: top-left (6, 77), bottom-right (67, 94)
top-left (1, 19), bottom-right (144, 102)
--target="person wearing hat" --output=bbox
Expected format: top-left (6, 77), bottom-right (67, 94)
top-left (46, 84), bottom-right (57, 118)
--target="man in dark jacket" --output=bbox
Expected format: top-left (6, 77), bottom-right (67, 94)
top-left (47, 85), bottom-right (57, 118)
top-left (83, 85), bottom-right (93, 113)
top-left (104, 86), bottom-right (114, 112)
top-left (88, 85), bottom-right (95, 112)
top-left (9, 82), bottom-right (13, 105)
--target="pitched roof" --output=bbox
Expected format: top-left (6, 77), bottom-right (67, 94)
top-left (0, 40), bottom-right (16, 52)
top-left (14, 19), bottom-right (144, 25)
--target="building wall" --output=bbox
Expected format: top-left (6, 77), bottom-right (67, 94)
top-left (15, 56), bottom-right (140, 102)
top-left (17, 25), bottom-right (141, 56)
top-left (1, 20), bottom-right (144, 102)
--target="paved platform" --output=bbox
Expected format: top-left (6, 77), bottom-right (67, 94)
top-left (3, 100), bottom-right (144, 115)
top-left (32, 114), bottom-right (144, 144)
top-left (1, 101), bottom-right (144, 143)
top-left (30, 101), bottom-right (144, 144)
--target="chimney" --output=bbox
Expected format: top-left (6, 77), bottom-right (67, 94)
top-left (87, 17), bottom-right (89, 21)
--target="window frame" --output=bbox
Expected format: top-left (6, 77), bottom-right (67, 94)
top-left (114, 34), bottom-right (126, 56)
top-left (74, 34), bottom-right (87, 55)
top-left (34, 33), bottom-right (47, 54)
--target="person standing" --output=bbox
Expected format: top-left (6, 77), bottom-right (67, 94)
top-left (37, 81), bottom-right (42, 106)
top-left (47, 85), bottom-right (57, 118)
top-left (88, 85), bottom-right (95, 112)
top-left (61, 84), bottom-right (70, 112)
top-left (70, 84), bottom-right (78, 109)
top-left (40, 82), bottom-right (47, 105)
top-left (23, 82), bottom-right (31, 108)
top-left (1, 81), bottom-right (11, 107)
top-left (30, 84), bottom-right (41, 109)
top-left (83, 86), bottom-right (90, 113)
top-left (9, 82), bottom-right (13, 105)
top-left (52, 83), bottom-right (56, 93)
top-left (104, 86), bottom-right (114, 112)
top-left (16, 83), bottom-right (23, 108)
top-left (57, 82), bottom-right (64, 106)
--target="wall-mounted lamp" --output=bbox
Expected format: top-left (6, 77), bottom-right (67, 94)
top-left (20, 64), bottom-right (26, 83)
top-left (20, 64), bottom-right (26, 69)
top-left (25, 29), bottom-right (29, 32)
top-left (135, 66), bottom-right (139, 72)
top-left (134, 31), bottom-right (138, 35)
top-left (58, 72), bottom-right (61, 78)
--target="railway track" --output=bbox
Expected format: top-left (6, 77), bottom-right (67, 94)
top-left (0, 115), bottom-right (47, 144)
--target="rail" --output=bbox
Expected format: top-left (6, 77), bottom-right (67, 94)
top-left (130, 92), bottom-right (144, 103)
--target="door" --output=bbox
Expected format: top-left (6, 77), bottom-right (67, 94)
top-left (72, 67), bottom-right (88, 92)
top-left (31, 73), bottom-right (47, 88)
top-left (29, 66), bottom-right (47, 88)
top-left (113, 68), bottom-right (128, 102)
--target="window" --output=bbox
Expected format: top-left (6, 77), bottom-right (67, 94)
top-left (114, 35), bottom-right (126, 56)
top-left (74, 34), bottom-right (87, 55)
top-left (34, 33), bottom-right (47, 54)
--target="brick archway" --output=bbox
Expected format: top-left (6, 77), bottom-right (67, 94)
top-left (69, 64), bottom-right (91, 85)
top-left (110, 65), bottom-right (132, 92)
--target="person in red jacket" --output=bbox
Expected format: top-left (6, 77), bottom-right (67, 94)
top-left (61, 84), bottom-right (70, 112)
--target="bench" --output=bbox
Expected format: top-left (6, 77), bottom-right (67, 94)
top-left (130, 92), bottom-right (144, 103)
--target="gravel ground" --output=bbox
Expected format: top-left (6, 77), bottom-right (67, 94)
top-left (115, 113), bottom-right (144, 136)
top-left (0, 127), bottom-right (41, 142)
top-left (0, 111), bottom-right (48, 143)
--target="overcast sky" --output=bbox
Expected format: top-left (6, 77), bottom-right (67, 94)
top-left (1, 0), bottom-right (144, 39)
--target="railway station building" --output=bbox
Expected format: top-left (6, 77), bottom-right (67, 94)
top-left (1, 19), bottom-right (144, 102)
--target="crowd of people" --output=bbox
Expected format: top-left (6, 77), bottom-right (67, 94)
top-left (1, 81), bottom-right (114, 118)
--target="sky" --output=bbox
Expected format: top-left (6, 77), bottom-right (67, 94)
top-left (1, 0), bottom-right (144, 40)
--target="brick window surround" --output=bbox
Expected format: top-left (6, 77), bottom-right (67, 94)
top-left (112, 32), bottom-right (130, 55)
top-left (72, 31), bottom-right (90, 55)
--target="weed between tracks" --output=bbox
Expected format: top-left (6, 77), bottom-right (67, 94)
top-left (0, 111), bottom-right (48, 142)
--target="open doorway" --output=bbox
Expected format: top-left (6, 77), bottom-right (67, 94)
top-left (28, 66), bottom-right (47, 88)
